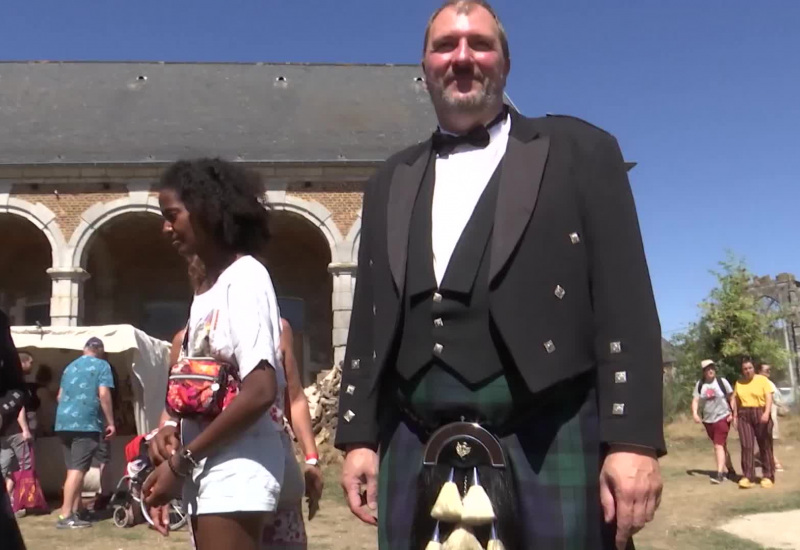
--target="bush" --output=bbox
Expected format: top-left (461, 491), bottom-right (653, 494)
top-left (663, 373), bottom-right (693, 423)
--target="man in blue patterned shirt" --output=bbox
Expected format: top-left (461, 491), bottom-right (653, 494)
top-left (54, 337), bottom-right (115, 529)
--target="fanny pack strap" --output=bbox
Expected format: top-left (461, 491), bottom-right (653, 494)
top-left (180, 321), bottom-right (190, 360)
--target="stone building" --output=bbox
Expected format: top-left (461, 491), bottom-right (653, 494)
top-left (0, 61), bottom-right (435, 380)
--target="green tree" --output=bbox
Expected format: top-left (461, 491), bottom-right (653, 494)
top-left (666, 254), bottom-right (788, 419)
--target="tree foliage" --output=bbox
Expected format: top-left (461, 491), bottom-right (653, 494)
top-left (666, 254), bottom-right (788, 418)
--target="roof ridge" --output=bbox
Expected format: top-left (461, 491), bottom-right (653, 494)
top-left (0, 60), bottom-right (422, 68)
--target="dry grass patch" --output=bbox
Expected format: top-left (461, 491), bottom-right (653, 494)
top-left (17, 416), bottom-right (800, 550)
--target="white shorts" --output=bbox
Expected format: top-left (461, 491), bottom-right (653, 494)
top-left (181, 416), bottom-right (285, 515)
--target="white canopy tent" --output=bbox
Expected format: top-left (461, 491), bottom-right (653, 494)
top-left (11, 324), bottom-right (170, 434)
top-left (10, 324), bottom-right (171, 496)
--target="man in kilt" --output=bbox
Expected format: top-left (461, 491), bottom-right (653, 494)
top-left (336, 2), bottom-right (665, 549)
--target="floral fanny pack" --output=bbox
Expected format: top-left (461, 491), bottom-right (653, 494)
top-left (165, 312), bottom-right (241, 419)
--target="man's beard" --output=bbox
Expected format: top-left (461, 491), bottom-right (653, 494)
top-left (430, 75), bottom-right (503, 113)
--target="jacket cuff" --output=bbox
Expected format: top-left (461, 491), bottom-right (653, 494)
top-left (601, 418), bottom-right (666, 457)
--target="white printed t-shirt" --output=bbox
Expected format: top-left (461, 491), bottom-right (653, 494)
top-left (180, 255), bottom-right (286, 515)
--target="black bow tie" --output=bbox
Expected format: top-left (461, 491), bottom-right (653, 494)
top-left (432, 126), bottom-right (491, 155)
top-left (431, 108), bottom-right (508, 155)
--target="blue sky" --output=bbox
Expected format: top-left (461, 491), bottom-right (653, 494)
top-left (3, 1), bottom-right (798, 337)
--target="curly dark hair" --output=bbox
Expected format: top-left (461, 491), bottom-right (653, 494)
top-left (157, 158), bottom-right (270, 255)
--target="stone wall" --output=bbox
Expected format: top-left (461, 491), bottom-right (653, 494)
top-left (1, 162), bottom-right (369, 370)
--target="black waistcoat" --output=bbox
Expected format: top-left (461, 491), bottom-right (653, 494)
top-left (394, 154), bottom-right (504, 386)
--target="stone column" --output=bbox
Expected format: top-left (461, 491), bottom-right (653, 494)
top-left (329, 262), bottom-right (357, 368)
top-left (48, 267), bottom-right (91, 326)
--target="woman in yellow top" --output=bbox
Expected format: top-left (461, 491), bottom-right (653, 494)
top-left (731, 359), bottom-right (774, 489)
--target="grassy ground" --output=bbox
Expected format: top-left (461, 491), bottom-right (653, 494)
top-left (635, 415), bottom-right (800, 550)
top-left (17, 416), bottom-right (800, 549)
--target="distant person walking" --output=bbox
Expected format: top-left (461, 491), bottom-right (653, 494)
top-left (691, 359), bottom-right (735, 484)
top-left (757, 363), bottom-right (783, 471)
top-left (54, 337), bottom-right (116, 528)
top-left (1, 353), bottom-right (37, 510)
top-left (732, 359), bottom-right (774, 489)
top-left (0, 309), bottom-right (29, 549)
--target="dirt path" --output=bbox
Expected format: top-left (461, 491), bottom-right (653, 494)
top-left (720, 510), bottom-right (800, 549)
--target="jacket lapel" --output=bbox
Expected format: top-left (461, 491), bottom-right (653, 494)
top-left (387, 142), bottom-right (433, 293)
top-left (489, 111), bottom-right (550, 282)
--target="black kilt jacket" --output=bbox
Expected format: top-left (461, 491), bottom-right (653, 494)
top-left (335, 109), bottom-right (666, 456)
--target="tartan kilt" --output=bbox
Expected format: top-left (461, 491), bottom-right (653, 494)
top-left (377, 371), bottom-right (629, 550)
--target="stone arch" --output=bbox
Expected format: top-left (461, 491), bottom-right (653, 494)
top-left (68, 194), bottom-right (162, 268)
top-left (345, 216), bottom-right (362, 264)
top-left (266, 192), bottom-right (344, 264)
top-left (0, 196), bottom-right (67, 268)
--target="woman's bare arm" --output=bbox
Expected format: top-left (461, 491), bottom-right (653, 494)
top-left (281, 319), bottom-right (318, 458)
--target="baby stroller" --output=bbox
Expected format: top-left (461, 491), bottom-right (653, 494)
top-left (110, 431), bottom-right (187, 530)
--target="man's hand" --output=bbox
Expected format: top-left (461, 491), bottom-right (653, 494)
top-left (760, 412), bottom-right (770, 424)
top-left (104, 424), bottom-right (116, 440)
top-left (21, 428), bottom-right (33, 442)
top-left (304, 464), bottom-right (324, 520)
top-left (149, 425), bottom-right (180, 466)
top-left (726, 414), bottom-right (733, 424)
top-left (692, 414), bottom-right (702, 424)
top-left (341, 446), bottom-right (379, 526)
top-left (600, 446), bottom-right (662, 550)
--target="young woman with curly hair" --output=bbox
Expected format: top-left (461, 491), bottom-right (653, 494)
top-left (144, 158), bottom-right (286, 550)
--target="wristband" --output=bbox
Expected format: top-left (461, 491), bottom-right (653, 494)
top-left (162, 420), bottom-right (178, 429)
top-left (305, 458), bottom-right (319, 466)
top-left (167, 454), bottom-right (187, 478)
top-left (304, 452), bottom-right (319, 461)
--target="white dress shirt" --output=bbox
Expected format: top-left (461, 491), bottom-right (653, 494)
top-left (431, 113), bottom-right (511, 285)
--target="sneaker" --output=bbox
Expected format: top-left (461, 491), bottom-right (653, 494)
top-left (775, 463), bottom-right (784, 472)
top-left (738, 478), bottom-right (754, 489)
top-left (761, 478), bottom-right (774, 489)
top-left (710, 472), bottom-right (725, 484)
top-left (76, 509), bottom-right (96, 522)
top-left (56, 514), bottom-right (92, 529)
top-left (14, 509), bottom-right (26, 519)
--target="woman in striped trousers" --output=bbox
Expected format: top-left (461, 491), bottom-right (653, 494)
top-left (731, 359), bottom-right (775, 489)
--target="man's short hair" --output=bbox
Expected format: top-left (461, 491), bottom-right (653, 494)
top-left (423, 0), bottom-right (510, 61)
top-left (85, 337), bottom-right (105, 353)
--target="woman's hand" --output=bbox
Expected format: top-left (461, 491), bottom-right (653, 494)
top-left (147, 504), bottom-right (172, 537)
top-left (149, 425), bottom-right (180, 466)
top-left (143, 461), bottom-right (183, 509)
top-left (304, 463), bottom-right (324, 520)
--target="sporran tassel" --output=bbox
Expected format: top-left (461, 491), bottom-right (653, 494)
top-left (486, 522), bottom-right (506, 550)
top-left (431, 468), bottom-right (464, 522)
top-left (442, 526), bottom-right (484, 550)
top-left (425, 521), bottom-right (444, 550)
top-left (460, 467), bottom-right (495, 525)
